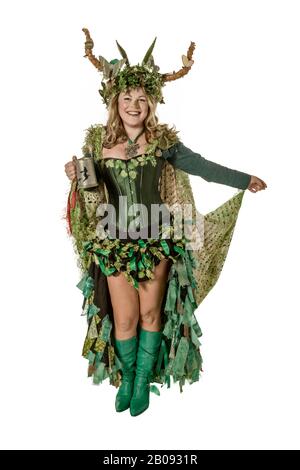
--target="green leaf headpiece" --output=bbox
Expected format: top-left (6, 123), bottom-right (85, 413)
top-left (82, 28), bottom-right (196, 108)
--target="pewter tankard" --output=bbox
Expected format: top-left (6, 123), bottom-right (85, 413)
top-left (74, 155), bottom-right (99, 189)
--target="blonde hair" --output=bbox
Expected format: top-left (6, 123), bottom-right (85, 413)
top-left (103, 87), bottom-right (178, 148)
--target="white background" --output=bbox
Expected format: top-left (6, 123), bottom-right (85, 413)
top-left (0, 0), bottom-right (299, 450)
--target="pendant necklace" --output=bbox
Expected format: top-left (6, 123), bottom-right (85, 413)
top-left (125, 127), bottom-right (145, 159)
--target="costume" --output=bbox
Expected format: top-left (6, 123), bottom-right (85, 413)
top-left (65, 29), bottom-right (251, 415)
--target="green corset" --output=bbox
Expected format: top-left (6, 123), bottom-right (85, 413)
top-left (99, 154), bottom-right (171, 239)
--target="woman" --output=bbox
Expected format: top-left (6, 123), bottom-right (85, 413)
top-left (64, 29), bottom-right (267, 417)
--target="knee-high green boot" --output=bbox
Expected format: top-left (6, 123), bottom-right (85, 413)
top-left (130, 328), bottom-right (162, 417)
top-left (114, 335), bottom-right (137, 412)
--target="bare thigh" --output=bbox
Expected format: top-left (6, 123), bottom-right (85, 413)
top-left (138, 258), bottom-right (171, 331)
top-left (107, 272), bottom-right (140, 340)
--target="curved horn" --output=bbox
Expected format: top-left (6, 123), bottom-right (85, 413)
top-left (82, 28), bottom-right (104, 72)
top-left (161, 41), bottom-right (196, 82)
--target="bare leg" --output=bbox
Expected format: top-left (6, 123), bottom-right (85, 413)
top-left (138, 258), bottom-right (171, 331)
top-left (107, 273), bottom-right (140, 340)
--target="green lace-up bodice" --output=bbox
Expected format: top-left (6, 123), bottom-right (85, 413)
top-left (99, 153), bottom-right (171, 239)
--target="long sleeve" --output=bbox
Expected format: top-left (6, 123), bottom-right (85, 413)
top-left (162, 142), bottom-right (251, 190)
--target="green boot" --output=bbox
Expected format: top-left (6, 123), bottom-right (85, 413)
top-left (130, 328), bottom-right (162, 417)
top-left (114, 335), bottom-right (137, 412)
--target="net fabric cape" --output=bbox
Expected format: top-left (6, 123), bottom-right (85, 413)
top-left (65, 124), bottom-right (245, 392)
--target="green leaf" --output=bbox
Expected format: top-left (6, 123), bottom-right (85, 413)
top-left (115, 40), bottom-right (130, 66)
top-left (99, 55), bottom-right (112, 79)
top-left (111, 58), bottom-right (127, 78)
top-left (129, 170), bottom-right (137, 179)
top-left (142, 37), bottom-right (157, 66)
top-left (129, 159), bottom-right (139, 167)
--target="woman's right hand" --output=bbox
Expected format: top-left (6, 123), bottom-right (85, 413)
top-left (64, 156), bottom-right (77, 181)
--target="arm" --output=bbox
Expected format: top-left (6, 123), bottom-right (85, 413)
top-left (162, 142), bottom-right (252, 190)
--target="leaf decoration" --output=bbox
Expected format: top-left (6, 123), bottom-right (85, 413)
top-left (142, 37), bottom-right (157, 66)
top-left (111, 58), bottom-right (127, 78)
top-left (98, 55), bottom-right (113, 79)
top-left (181, 54), bottom-right (194, 68)
top-left (115, 40), bottom-right (130, 66)
top-left (129, 170), bottom-right (137, 179)
top-left (146, 55), bottom-right (160, 72)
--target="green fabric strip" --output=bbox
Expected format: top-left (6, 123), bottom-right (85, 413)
top-left (87, 303), bottom-right (100, 320)
top-left (77, 273), bottom-right (94, 299)
top-left (164, 278), bottom-right (177, 312)
top-left (155, 338), bottom-right (169, 376)
top-left (93, 362), bottom-right (108, 384)
top-left (173, 337), bottom-right (189, 376)
top-left (160, 239), bottom-right (170, 255)
top-left (99, 315), bottom-right (112, 343)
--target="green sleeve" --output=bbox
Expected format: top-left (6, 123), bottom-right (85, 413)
top-left (162, 142), bottom-right (251, 190)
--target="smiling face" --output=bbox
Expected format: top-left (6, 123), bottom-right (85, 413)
top-left (117, 87), bottom-right (149, 129)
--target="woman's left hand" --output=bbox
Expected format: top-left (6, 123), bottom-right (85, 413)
top-left (247, 175), bottom-right (267, 193)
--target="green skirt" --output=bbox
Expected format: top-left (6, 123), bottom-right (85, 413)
top-left (82, 222), bottom-right (188, 289)
top-left (77, 222), bottom-right (203, 393)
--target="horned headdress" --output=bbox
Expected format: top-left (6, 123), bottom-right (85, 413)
top-left (82, 28), bottom-right (196, 107)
